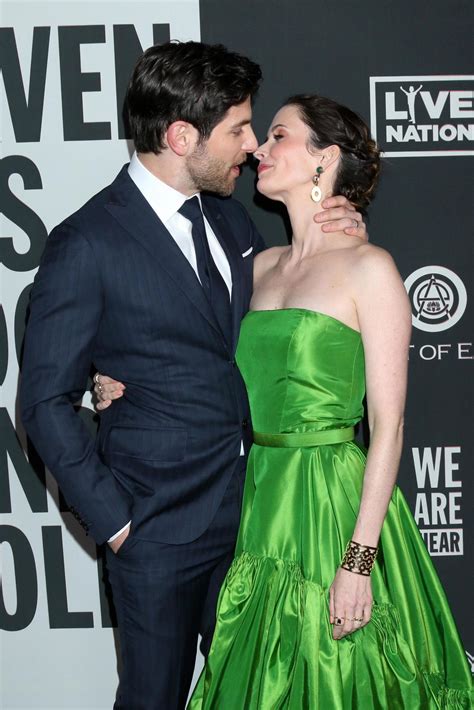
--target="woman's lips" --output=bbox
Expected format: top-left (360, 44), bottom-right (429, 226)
top-left (257, 164), bottom-right (272, 174)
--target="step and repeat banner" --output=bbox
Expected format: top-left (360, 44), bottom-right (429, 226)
top-left (1, 0), bottom-right (472, 707)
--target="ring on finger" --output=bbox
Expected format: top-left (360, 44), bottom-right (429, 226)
top-left (93, 373), bottom-right (101, 385)
top-left (98, 382), bottom-right (104, 394)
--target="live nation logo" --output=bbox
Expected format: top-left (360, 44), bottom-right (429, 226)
top-left (369, 75), bottom-right (473, 157)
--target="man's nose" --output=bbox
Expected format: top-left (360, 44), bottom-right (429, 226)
top-left (243, 128), bottom-right (258, 153)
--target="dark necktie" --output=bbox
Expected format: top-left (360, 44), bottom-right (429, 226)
top-left (178, 197), bottom-right (232, 345)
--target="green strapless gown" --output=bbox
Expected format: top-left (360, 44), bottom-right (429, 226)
top-left (189, 309), bottom-right (472, 709)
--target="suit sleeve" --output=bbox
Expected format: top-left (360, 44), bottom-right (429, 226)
top-left (20, 222), bottom-right (132, 544)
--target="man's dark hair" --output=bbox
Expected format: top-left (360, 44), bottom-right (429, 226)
top-left (126, 41), bottom-right (262, 154)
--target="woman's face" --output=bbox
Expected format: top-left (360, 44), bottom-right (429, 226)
top-left (254, 105), bottom-right (319, 202)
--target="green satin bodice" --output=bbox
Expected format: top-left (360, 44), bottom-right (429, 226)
top-left (236, 308), bottom-right (365, 434)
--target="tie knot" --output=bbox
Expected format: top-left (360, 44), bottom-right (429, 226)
top-left (178, 196), bottom-right (203, 223)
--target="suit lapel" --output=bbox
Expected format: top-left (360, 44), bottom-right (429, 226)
top-left (202, 196), bottom-right (245, 353)
top-left (105, 168), bottom-right (224, 340)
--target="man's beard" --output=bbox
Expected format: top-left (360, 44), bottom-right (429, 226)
top-left (187, 144), bottom-right (239, 196)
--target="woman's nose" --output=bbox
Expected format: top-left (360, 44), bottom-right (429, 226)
top-left (253, 142), bottom-right (267, 160)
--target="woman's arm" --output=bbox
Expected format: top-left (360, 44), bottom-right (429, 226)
top-left (352, 246), bottom-right (412, 546)
top-left (330, 246), bottom-right (412, 640)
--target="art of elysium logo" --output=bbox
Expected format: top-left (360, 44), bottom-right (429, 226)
top-left (369, 75), bottom-right (473, 157)
top-left (404, 266), bottom-right (467, 332)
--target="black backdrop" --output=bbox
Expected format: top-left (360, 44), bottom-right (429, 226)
top-left (200, 0), bottom-right (473, 653)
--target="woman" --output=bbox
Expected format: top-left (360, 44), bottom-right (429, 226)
top-left (96, 96), bottom-right (472, 708)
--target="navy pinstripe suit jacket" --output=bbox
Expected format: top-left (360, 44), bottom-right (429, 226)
top-left (21, 166), bottom-right (266, 545)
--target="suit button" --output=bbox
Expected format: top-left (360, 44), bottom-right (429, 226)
top-left (242, 418), bottom-right (248, 429)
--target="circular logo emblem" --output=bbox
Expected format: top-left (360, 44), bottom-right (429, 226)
top-left (404, 266), bottom-right (467, 332)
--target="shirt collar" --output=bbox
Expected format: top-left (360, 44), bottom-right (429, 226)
top-left (128, 152), bottom-right (202, 224)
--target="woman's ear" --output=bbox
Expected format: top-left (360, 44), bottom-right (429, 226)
top-left (321, 144), bottom-right (341, 168)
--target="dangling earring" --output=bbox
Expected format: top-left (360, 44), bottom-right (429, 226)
top-left (311, 166), bottom-right (324, 202)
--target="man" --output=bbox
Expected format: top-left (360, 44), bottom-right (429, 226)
top-left (21, 41), bottom-right (365, 709)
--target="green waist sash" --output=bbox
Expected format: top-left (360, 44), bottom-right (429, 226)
top-left (253, 426), bottom-right (355, 448)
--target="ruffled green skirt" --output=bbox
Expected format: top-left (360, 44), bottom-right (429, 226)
top-left (188, 442), bottom-right (473, 709)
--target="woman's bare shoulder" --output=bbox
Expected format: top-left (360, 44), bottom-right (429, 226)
top-left (350, 242), bottom-right (411, 321)
top-left (254, 245), bottom-right (288, 278)
top-left (350, 242), bottom-right (399, 277)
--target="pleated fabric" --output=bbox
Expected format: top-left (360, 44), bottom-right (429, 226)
top-left (188, 309), bottom-right (472, 709)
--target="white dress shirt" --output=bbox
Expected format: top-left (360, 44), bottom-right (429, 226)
top-left (128, 152), bottom-right (232, 296)
top-left (108, 154), bottom-right (242, 543)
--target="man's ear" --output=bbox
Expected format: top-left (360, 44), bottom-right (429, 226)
top-left (165, 121), bottom-right (198, 156)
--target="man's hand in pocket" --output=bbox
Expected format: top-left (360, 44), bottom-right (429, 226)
top-left (108, 524), bottom-right (131, 554)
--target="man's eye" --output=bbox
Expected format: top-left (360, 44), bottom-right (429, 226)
top-left (232, 129), bottom-right (243, 136)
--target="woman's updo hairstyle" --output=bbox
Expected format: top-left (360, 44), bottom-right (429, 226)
top-left (284, 94), bottom-right (381, 215)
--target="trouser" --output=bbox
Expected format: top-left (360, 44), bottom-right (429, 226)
top-left (105, 463), bottom-right (246, 710)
